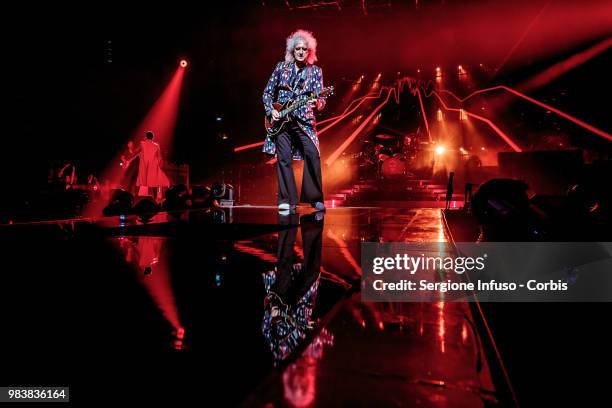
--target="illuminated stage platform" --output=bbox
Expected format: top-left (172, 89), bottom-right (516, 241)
top-left (0, 205), bottom-right (512, 405)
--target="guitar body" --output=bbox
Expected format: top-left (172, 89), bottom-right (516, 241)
top-left (263, 86), bottom-right (333, 136)
top-left (264, 101), bottom-right (293, 136)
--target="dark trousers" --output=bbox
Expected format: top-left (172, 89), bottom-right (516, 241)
top-left (274, 214), bottom-right (323, 304)
top-left (276, 122), bottom-right (324, 206)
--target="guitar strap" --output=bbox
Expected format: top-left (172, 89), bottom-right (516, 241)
top-left (290, 64), bottom-right (311, 99)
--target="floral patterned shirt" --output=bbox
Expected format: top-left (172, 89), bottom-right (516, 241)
top-left (262, 61), bottom-right (325, 160)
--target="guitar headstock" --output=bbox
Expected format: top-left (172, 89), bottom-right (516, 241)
top-left (319, 86), bottom-right (334, 98)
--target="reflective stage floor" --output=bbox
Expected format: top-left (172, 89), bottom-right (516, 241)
top-left (2, 206), bottom-right (607, 406)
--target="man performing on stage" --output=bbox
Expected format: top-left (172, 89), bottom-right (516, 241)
top-left (262, 29), bottom-right (326, 212)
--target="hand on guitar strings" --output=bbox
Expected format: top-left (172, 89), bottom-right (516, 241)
top-left (307, 99), bottom-right (324, 111)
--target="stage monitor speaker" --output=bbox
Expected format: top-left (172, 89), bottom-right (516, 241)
top-left (191, 185), bottom-right (212, 207)
top-left (163, 184), bottom-right (189, 211)
top-left (471, 178), bottom-right (543, 240)
top-left (498, 150), bottom-right (583, 195)
top-left (132, 196), bottom-right (159, 220)
top-left (103, 189), bottom-right (134, 216)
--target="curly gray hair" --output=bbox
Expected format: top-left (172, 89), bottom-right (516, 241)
top-left (285, 29), bottom-right (318, 65)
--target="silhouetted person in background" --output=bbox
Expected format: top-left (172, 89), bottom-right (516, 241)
top-left (445, 171), bottom-right (455, 210)
top-left (134, 131), bottom-right (169, 201)
top-left (53, 162), bottom-right (77, 191)
top-left (262, 212), bottom-right (324, 362)
top-left (120, 140), bottom-right (139, 194)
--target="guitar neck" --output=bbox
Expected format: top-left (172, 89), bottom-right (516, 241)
top-left (281, 92), bottom-right (320, 117)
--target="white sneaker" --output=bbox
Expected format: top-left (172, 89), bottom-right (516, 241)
top-left (278, 203), bottom-right (290, 211)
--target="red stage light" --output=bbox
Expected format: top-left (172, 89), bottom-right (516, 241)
top-left (180, 60), bottom-right (188, 68)
top-left (176, 327), bottom-right (185, 339)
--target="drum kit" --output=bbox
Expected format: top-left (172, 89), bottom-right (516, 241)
top-left (359, 133), bottom-right (416, 179)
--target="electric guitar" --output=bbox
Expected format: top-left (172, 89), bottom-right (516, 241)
top-left (265, 86), bottom-right (334, 136)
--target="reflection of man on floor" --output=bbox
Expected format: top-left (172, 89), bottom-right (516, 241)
top-left (135, 131), bottom-right (170, 200)
top-left (262, 213), bottom-right (324, 362)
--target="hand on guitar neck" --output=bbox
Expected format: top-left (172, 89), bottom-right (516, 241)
top-left (120, 155), bottom-right (137, 169)
top-left (272, 99), bottom-right (320, 121)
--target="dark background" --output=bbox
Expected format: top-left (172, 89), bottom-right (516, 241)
top-left (4, 1), bottom-right (611, 191)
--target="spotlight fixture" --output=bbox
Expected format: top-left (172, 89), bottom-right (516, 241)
top-left (211, 182), bottom-right (234, 207)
